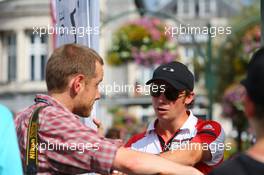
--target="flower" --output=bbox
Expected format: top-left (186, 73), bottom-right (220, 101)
top-left (242, 25), bottom-right (261, 54)
top-left (107, 17), bottom-right (179, 66)
top-left (222, 84), bottom-right (245, 119)
top-left (132, 47), bottom-right (178, 67)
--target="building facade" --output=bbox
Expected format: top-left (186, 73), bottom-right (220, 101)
top-left (0, 0), bottom-right (52, 112)
top-left (0, 0), bottom-right (239, 133)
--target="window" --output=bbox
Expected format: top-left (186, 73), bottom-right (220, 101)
top-left (185, 47), bottom-right (194, 58)
top-left (205, 0), bottom-right (210, 13)
top-left (195, 0), bottom-right (199, 17)
top-left (183, 0), bottom-right (189, 14)
top-left (31, 55), bottom-right (35, 80)
top-left (136, 65), bottom-right (155, 87)
top-left (7, 34), bottom-right (17, 82)
top-left (172, 2), bottom-right (178, 14)
top-left (31, 34), bottom-right (35, 44)
top-left (28, 33), bottom-right (48, 81)
top-left (41, 35), bottom-right (47, 44)
top-left (40, 55), bottom-right (47, 80)
top-left (8, 56), bottom-right (16, 81)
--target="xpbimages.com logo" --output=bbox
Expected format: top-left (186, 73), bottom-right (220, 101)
top-left (99, 82), bottom-right (165, 96)
top-left (31, 141), bottom-right (100, 154)
top-left (167, 141), bottom-right (232, 154)
top-left (32, 24), bottom-right (99, 37)
top-left (165, 24), bottom-right (232, 38)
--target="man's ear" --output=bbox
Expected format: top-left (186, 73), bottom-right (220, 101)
top-left (184, 91), bottom-right (194, 105)
top-left (68, 74), bottom-right (86, 95)
top-left (244, 94), bottom-right (256, 119)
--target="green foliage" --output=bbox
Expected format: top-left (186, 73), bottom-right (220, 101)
top-left (107, 17), bottom-right (178, 66)
top-left (216, 4), bottom-right (260, 101)
top-left (108, 106), bottom-right (140, 135)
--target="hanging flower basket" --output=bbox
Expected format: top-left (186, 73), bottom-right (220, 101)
top-left (107, 17), bottom-right (179, 67)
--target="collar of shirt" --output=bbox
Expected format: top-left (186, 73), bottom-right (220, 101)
top-left (146, 110), bottom-right (198, 136)
top-left (35, 94), bottom-right (80, 120)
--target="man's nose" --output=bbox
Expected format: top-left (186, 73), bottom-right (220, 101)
top-left (158, 93), bottom-right (167, 102)
top-left (95, 90), bottom-right (101, 100)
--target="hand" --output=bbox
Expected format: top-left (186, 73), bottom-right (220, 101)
top-left (92, 118), bottom-right (104, 136)
top-left (92, 118), bottom-right (102, 128)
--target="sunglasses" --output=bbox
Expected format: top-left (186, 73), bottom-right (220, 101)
top-left (150, 84), bottom-right (184, 101)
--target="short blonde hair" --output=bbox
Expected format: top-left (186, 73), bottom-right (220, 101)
top-left (46, 44), bottom-right (104, 92)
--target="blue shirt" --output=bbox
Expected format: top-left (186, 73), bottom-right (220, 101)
top-left (0, 104), bottom-right (23, 175)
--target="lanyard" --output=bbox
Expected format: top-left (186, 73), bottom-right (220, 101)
top-left (26, 98), bottom-right (49, 175)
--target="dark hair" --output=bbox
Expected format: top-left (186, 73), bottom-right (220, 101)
top-left (185, 90), bottom-right (195, 109)
top-left (255, 103), bottom-right (264, 122)
top-left (46, 44), bottom-right (104, 92)
top-left (242, 47), bottom-right (264, 122)
top-left (105, 128), bottom-right (121, 139)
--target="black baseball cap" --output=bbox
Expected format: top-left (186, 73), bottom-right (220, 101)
top-left (241, 48), bottom-right (264, 105)
top-left (146, 61), bottom-right (194, 91)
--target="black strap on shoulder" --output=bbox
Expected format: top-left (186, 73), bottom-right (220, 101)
top-left (25, 105), bottom-right (48, 175)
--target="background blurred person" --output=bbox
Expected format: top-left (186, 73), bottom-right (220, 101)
top-left (209, 48), bottom-right (264, 175)
top-left (0, 104), bottom-right (23, 175)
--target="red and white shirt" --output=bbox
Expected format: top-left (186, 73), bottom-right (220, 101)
top-left (125, 111), bottom-right (225, 174)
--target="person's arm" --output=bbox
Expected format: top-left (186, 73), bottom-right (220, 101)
top-left (160, 121), bottom-right (225, 166)
top-left (112, 147), bottom-right (203, 175)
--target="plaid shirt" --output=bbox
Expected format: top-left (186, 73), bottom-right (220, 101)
top-left (15, 94), bottom-right (122, 175)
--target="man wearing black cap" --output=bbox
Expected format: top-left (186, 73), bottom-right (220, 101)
top-left (209, 48), bottom-right (264, 175)
top-left (126, 61), bottom-right (225, 174)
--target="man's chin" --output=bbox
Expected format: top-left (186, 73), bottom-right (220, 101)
top-left (156, 113), bottom-right (170, 120)
top-left (75, 110), bottom-right (91, 118)
top-left (82, 111), bottom-right (92, 118)
top-left (156, 110), bottom-right (167, 117)
top-left (80, 115), bottom-right (90, 118)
